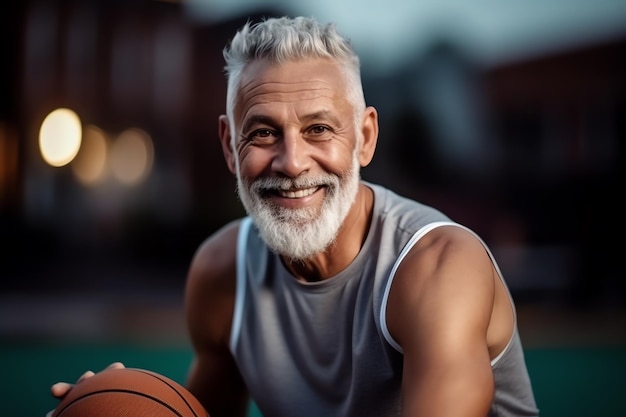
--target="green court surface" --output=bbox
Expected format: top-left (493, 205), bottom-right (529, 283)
top-left (2, 343), bottom-right (624, 417)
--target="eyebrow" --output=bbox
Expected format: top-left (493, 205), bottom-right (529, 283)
top-left (301, 110), bottom-right (340, 125)
top-left (241, 115), bottom-right (277, 134)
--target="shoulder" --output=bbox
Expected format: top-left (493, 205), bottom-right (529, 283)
top-left (387, 224), bottom-right (497, 349)
top-left (184, 218), bottom-right (243, 348)
top-left (401, 225), bottom-right (492, 279)
top-left (188, 219), bottom-right (242, 287)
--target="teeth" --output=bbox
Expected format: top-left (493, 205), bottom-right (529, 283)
top-left (279, 187), bottom-right (317, 198)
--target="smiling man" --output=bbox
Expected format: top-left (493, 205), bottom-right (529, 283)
top-left (50, 16), bottom-right (539, 417)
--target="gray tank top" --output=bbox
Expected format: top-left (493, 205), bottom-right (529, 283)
top-left (230, 183), bottom-right (538, 417)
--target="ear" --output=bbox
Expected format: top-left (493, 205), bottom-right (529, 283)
top-left (218, 114), bottom-right (237, 174)
top-left (357, 106), bottom-right (379, 167)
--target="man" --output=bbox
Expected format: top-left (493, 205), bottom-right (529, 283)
top-left (51, 16), bottom-right (538, 417)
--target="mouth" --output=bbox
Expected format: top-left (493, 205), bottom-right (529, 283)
top-left (276, 186), bottom-right (320, 199)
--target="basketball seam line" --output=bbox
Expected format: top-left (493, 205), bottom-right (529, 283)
top-left (132, 369), bottom-right (203, 417)
top-left (55, 388), bottom-right (186, 417)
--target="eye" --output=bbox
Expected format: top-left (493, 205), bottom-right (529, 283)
top-left (245, 128), bottom-right (279, 145)
top-left (252, 129), bottom-right (274, 138)
top-left (310, 125), bottom-right (328, 134)
top-left (306, 125), bottom-right (333, 140)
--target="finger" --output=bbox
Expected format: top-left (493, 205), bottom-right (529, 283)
top-left (106, 362), bottom-right (125, 370)
top-left (50, 382), bottom-right (73, 399)
top-left (76, 370), bottom-right (95, 384)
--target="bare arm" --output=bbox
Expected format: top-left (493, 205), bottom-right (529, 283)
top-left (184, 220), bottom-right (249, 417)
top-left (387, 226), bottom-right (499, 417)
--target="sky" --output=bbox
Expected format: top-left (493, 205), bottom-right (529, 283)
top-left (183, 0), bottom-right (626, 73)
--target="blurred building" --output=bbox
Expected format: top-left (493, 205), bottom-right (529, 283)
top-left (0, 0), bottom-right (624, 311)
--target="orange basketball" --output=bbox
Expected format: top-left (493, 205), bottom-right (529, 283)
top-left (51, 367), bottom-right (209, 417)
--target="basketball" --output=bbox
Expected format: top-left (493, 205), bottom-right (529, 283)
top-left (51, 367), bottom-right (209, 417)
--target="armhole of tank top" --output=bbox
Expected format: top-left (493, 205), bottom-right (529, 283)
top-left (380, 221), bottom-right (457, 353)
top-left (446, 223), bottom-right (518, 366)
top-left (229, 217), bottom-right (252, 353)
top-left (379, 220), bottom-right (517, 364)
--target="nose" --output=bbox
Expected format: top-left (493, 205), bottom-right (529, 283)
top-left (271, 130), bottom-right (310, 177)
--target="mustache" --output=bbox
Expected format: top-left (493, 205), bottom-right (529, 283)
top-left (249, 175), bottom-right (339, 193)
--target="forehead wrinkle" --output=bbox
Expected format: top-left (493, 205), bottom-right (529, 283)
top-left (241, 80), bottom-right (336, 101)
top-left (236, 85), bottom-right (340, 125)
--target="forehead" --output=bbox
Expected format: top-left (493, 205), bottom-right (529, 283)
top-left (234, 58), bottom-right (351, 117)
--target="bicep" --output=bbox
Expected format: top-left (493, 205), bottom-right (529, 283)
top-left (387, 226), bottom-right (496, 417)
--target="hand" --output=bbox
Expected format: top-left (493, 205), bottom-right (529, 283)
top-left (50, 362), bottom-right (126, 399)
top-left (47, 360), bottom-right (126, 414)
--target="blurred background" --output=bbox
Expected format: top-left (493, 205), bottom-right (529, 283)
top-left (1, 0), bottom-right (625, 416)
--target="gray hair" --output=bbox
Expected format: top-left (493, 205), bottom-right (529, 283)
top-left (223, 16), bottom-right (366, 133)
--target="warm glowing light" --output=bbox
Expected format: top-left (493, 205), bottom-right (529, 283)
top-left (110, 128), bottom-right (154, 185)
top-left (71, 124), bottom-right (108, 185)
top-left (39, 108), bottom-right (82, 167)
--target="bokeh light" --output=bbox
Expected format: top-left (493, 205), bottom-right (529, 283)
top-left (110, 127), bottom-right (154, 185)
top-left (71, 124), bottom-right (108, 185)
top-left (39, 108), bottom-right (82, 167)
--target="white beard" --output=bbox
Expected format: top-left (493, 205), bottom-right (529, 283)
top-left (236, 153), bottom-right (361, 261)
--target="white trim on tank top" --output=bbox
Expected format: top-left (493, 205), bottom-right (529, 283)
top-left (230, 216), bottom-right (253, 352)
